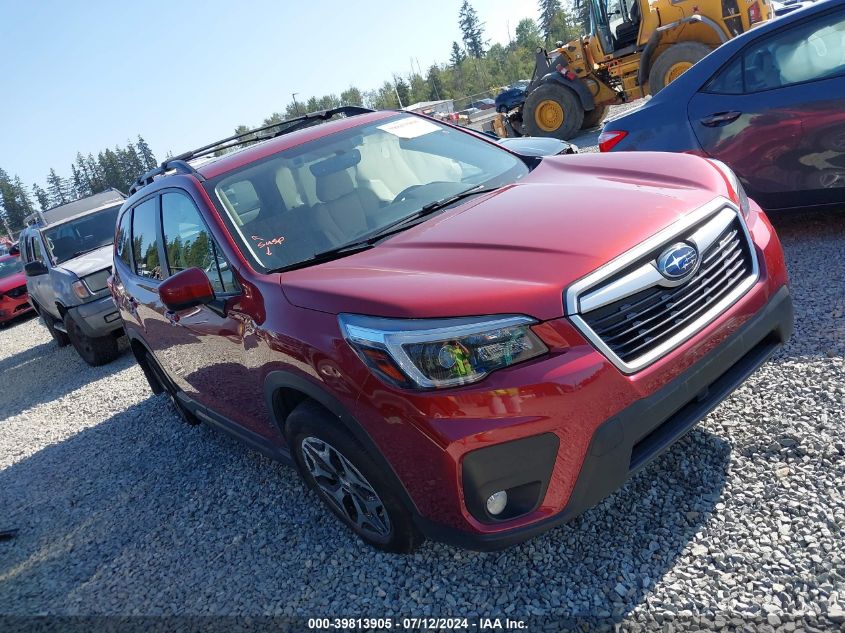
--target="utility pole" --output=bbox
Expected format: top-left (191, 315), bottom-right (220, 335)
top-left (393, 80), bottom-right (404, 109)
top-left (292, 93), bottom-right (302, 115)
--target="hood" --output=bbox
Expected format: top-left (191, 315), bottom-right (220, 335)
top-left (56, 244), bottom-right (113, 278)
top-left (281, 152), bottom-right (728, 321)
top-left (0, 271), bottom-right (26, 293)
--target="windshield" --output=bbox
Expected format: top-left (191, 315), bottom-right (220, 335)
top-left (44, 204), bottom-right (121, 265)
top-left (0, 258), bottom-right (23, 279)
top-left (206, 114), bottom-right (530, 272)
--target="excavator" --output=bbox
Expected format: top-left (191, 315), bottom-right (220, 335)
top-left (495, 0), bottom-right (774, 139)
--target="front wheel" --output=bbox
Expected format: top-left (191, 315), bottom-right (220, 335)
top-left (64, 313), bottom-right (119, 366)
top-left (289, 401), bottom-right (423, 553)
top-left (523, 83), bottom-right (584, 140)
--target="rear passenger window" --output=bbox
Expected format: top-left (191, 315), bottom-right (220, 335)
top-left (131, 198), bottom-right (162, 280)
top-left (161, 192), bottom-right (238, 295)
top-left (116, 210), bottom-right (132, 267)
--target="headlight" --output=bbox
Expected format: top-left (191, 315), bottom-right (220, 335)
top-left (71, 279), bottom-right (91, 300)
top-left (709, 159), bottom-right (751, 218)
top-left (339, 314), bottom-right (548, 389)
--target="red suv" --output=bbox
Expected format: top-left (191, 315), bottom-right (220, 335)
top-left (110, 107), bottom-right (793, 552)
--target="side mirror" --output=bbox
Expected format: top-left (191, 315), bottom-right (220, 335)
top-left (24, 261), bottom-right (48, 277)
top-left (158, 267), bottom-right (215, 311)
top-left (9, 244), bottom-right (20, 256)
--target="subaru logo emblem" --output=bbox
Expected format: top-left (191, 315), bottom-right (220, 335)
top-left (657, 242), bottom-right (699, 281)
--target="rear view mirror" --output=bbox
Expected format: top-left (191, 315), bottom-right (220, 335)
top-left (24, 261), bottom-right (48, 277)
top-left (158, 267), bottom-right (215, 311)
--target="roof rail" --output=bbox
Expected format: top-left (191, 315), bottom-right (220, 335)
top-left (128, 160), bottom-right (201, 196)
top-left (128, 106), bottom-right (374, 196)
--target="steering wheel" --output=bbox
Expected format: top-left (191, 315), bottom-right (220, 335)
top-left (392, 184), bottom-right (426, 204)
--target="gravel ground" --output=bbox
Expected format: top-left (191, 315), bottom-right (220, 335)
top-left (0, 203), bottom-right (843, 630)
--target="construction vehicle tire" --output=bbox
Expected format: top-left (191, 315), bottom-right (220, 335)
top-left (581, 104), bottom-right (608, 130)
top-left (648, 42), bottom-right (711, 95)
top-left (523, 83), bottom-right (584, 140)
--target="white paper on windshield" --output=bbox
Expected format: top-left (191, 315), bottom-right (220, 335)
top-left (377, 117), bottom-right (439, 139)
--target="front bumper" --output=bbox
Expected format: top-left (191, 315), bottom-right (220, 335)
top-left (67, 294), bottom-right (123, 337)
top-left (416, 284), bottom-right (793, 549)
top-left (0, 295), bottom-right (34, 323)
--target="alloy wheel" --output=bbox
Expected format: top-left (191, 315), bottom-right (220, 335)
top-left (301, 436), bottom-right (391, 539)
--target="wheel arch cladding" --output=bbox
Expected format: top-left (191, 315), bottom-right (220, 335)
top-left (262, 370), bottom-right (422, 515)
top-left (541, 74), bottom-right (595, 111)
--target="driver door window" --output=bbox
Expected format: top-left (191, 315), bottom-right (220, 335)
top-left (161, 192), bottom-right (238, 295)
top-left (708, 9), bottom-right (845, 94)
top-left (29, 236), bottom-right (45, 264)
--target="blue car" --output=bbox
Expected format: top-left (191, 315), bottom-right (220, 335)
top-left (495, 87), bottom-right (526, 113)
top-left (600, 0), bottom-right (845, 211)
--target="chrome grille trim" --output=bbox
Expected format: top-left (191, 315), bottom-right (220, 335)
top-left (565, 198), bottom-right (759, 374)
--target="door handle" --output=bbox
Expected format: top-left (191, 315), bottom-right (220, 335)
top-left (700, 111), bottom-right (742, 127)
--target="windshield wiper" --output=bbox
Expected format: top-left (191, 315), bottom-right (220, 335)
top-left (270, 185), bottom-right (498, 273)
top-left (354, 184), bottom-right (499, 245)
top-left (72, 246), bottom-right (106, 258)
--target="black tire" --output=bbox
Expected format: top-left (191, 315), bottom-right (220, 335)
top-left (39, 307), bottom-right (70, 347)
top-left (523, 83), bottom-right (584, 140)
top-left (64, 313), bottom-right (119, 366)
top-left (581, 104), bottom-right (608, 130)
top-left (142, 350), bottom-right (200, 425)
top-left (648, 42), bottom-right (712, 95)
top-left (288, 400), bottom-right (423, 553)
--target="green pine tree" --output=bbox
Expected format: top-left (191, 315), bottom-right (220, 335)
top-left (450, 41), bottom-right (466, 67)
top-left (32, 183), bottom-right (50, 211)
top-left (46, 168), bottom-right (70, 206)
top-left (394, 77), bottom-right (411, 108)
top-left (459, 1), bottom-right (486, 59)
top-left (85, 154), bottom-right (106, 193)
top-left (136, 135), bottom-right (158, 170)
top-left (426, 65), bottom-right (444, 101)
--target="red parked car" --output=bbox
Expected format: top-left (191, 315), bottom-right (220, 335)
top-left (111, 107), bottom-right (793, 552)
top-left (0, 254), bottom-right (34, 325)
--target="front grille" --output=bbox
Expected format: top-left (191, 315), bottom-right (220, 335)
top-left (6, 285), bottom-right (27, 298)
top-left (581, 217), bottom-right (754, 365)
top-left (84, 268), bottom-right (111, 293)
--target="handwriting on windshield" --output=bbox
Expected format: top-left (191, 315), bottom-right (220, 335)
top-left (251, 235), bottom-right (285, 256)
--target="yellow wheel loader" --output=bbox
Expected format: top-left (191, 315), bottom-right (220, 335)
top-left (495, 0), bottom-right (773, 140)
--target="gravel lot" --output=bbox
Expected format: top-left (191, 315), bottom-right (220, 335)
top-left (1, 200), bottom-right (843, 627)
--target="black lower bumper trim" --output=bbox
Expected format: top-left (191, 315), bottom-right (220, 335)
top-left (417, 285), bottom-right (794, 551)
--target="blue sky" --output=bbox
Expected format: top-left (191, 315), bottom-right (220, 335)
top-left (0, 0), bottom-right (535, 189)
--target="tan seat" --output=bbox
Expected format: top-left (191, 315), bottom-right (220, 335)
top-left (314, 169), bottom-right (381, 245)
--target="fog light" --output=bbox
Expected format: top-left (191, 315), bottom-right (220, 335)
top-left (486, 490), bottom-right (508, 516)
